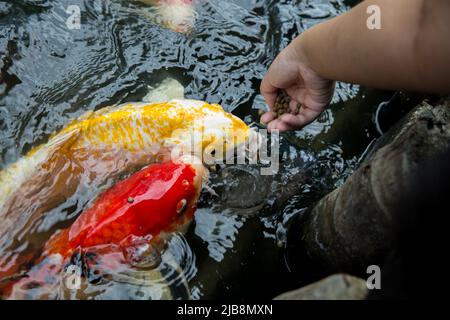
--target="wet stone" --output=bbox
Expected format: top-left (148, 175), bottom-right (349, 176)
top-left (0, 2), bottom-right (12, 18)
top-left (274, 274), bottom-right (368, 300)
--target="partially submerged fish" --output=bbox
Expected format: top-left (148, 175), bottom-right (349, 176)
top-left (47, 155), bottom-right (205, 256)
top-left (139, 0), bottom-right (197, 33)
top-left (2, 157), bottom-right (205, 299)
top-left (0, 98), bottom-right (256, 283)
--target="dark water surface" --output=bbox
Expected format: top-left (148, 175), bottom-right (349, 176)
top-left (0, 0), bottom-right (391, 299)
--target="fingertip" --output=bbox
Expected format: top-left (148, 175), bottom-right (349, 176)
top-left (277, 121), bottom-right (294, 132)
top-left (260, 111), bottom-right (276, 124)
top-left (267, 118), bottom-right (293, 132)
top-left (267, 119), bottom-right (279, 132)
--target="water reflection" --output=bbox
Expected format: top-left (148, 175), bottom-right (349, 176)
top-left (194, 208), bottom-right (245, 262)
top-left (0, 0), bottom-right (386, 299)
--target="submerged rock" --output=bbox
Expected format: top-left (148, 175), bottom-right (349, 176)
top-left (274, 274), bottom-right (367, 300)
top-left (288, 98), bottom-right (450, 275)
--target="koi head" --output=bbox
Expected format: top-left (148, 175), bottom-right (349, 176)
top-left (163, 155), bottom-right (206, 231)
top-left (140, 0), bottom-right (197, 34)
top-left (165, 100), bottom-right (260, 165)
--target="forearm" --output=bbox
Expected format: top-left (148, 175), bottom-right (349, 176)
top-left (292, 0), bottom-right (450, 94)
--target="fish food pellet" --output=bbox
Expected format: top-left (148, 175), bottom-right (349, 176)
top-left (273, 90), bottom-right (301, 118)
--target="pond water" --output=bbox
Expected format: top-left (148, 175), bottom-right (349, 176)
top-left (0, 0), bottom-right (392, 300)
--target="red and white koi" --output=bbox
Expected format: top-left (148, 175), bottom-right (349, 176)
top-left (2, 156), bottom-right (205, 299)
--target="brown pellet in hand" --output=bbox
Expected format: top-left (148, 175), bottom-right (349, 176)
top-left (273, 90), bottom-right (301, 118)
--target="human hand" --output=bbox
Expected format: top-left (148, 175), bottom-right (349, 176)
top-left (260, 39), bottom-right (335, 132)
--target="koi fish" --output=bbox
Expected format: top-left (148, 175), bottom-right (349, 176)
top-left (2, 156), bottom-right (205, 299)
top-left (0, 98), bottom-right (256, 283)
top-left (139, 0), bottom-right (197, 33)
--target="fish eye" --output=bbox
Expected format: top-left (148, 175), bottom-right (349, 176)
top-left (176, 198), bottom-right (188, 215)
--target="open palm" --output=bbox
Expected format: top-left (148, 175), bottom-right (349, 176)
top-left (260, 49), bottom-right (335, 132)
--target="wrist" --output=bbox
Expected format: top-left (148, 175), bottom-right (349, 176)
top-left (288, 33), bottom-right (311, 70)
top-left (291, 17), bottom-right (341, 80)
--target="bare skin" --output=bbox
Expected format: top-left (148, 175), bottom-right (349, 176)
top-left (260, 0), bottom-right (450, 132)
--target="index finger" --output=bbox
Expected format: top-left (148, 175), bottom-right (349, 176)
top-left (260, 76), bottom-right (278, 110)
